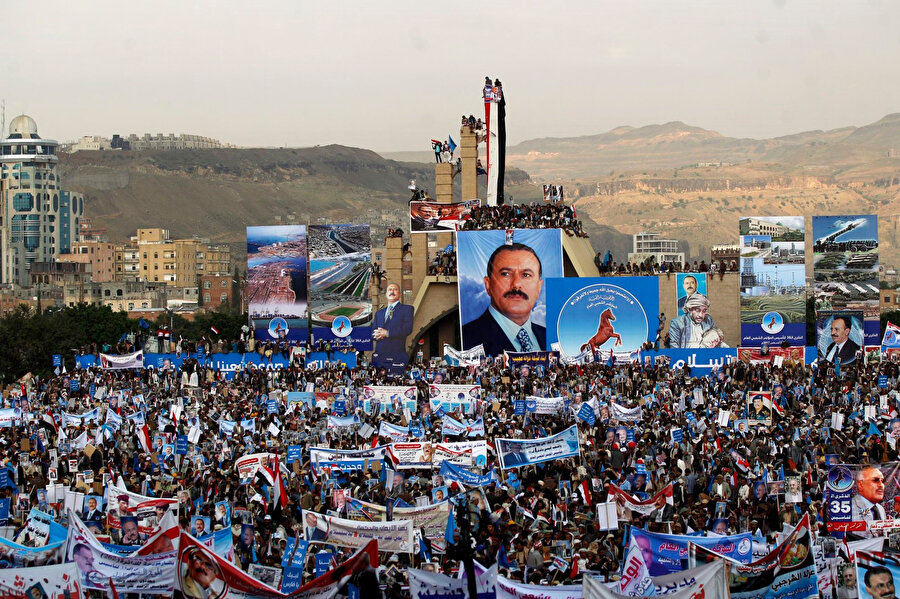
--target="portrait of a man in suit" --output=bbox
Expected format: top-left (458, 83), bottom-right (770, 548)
top-left (372, 282), bottom-right (413, 372)
top-left (82, 496), bottom-right (102, 522)
top-left (461, 242), bottom-right (545, 355)
top-left (676, 274), bottom-right (699, 311)
top-left (824, 315), bottom-right (861, 364)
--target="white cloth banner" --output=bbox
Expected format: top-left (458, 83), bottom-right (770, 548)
top-left (0, 563), bottom-right (83, 599)
top-left (303, 513), bottom-right (414, 553)
top-left (441, 415), bottom-right (468, 437)
top-left (495, 425), bottom-right (580, 470)
top-left (528, 396), bottom-right (567, 414)
top-left (0, 408), bottom-right (21, 428)
top-left (234, 452), bottom-right (278, 481)
top-left (496, 574), bottom-right (581, 599)
top-left (65, 511), bottom-right (176, 594)
top-left (410, 563), bottom-right (496, 599)
top-left (428, 385), bottom-right (482, 408)
top-left (309, 446), bottom-right (388, 470)
top-left (99, 350), bottom-right (144, 369)
top-left (327, 415), bottom-right (360, 429)
top-left (607, 483), bottom-right (674, 519)
top-left (360, 385), bottom-right (417, 410)
top-left (379, 421), bottom-right (410, 442)
top-left (105, 483), bottom-right (178, 534)
top-left (388, 441), bottom-right (488, 470)
top-left (583, 561), bottom-right (728, 599)
top-left (610, 402), bottom-right (643, 422)
top-left (443, 344), bottom-right (485, 367)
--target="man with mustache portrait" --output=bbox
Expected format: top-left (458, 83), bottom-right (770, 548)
top-left (462, 242), bottom-right (546, 355)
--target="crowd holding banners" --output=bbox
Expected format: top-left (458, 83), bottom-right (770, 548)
top-left (8, 335), bottom-right (900, 599)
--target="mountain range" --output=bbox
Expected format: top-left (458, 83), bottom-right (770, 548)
top-left (60, 113), bottom-right (900, 267)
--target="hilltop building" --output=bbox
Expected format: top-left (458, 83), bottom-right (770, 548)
top-left (64, 133), bottom-right (231, 152)
top-left (627, 232), bottom-right (685, 266)
top-left (0, 115), bottom-right (83, 286)
top-left (739, 217), bottom-right (789, 238)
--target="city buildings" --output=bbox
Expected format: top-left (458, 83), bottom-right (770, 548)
top-left (114, 228), bottom-right (231, 287)
top-left (0, 115), bottom-right (83, 286)
top-left (64, 133), bottom-right (230, 152)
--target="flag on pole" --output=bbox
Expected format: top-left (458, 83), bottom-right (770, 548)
top-left (210, 326), bottom-right (220, 335)
top-left (137, 424), bottom-right (152, 454)
top-left (578, 480), bottom-right (592, 506)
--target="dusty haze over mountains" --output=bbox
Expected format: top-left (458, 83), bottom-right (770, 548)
top-left (63, 111), bottom-right (900, 268)
top-left (11, 2), bottom-right (897, 266)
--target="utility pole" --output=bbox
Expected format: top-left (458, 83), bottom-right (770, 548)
top-left (448, 497), bottom-right (478, 599)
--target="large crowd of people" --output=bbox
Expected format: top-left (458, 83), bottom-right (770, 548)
top-left (461, 203), bottom-right (588, 238)
top-left (3, 337), bottom-right (900, 597)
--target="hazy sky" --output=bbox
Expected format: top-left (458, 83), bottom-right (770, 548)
top-left (5, 1), bottom-right (900, 151)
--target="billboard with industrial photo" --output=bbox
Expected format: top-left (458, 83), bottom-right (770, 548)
top-left (813, 215), bottom-right (880, 346)
top-left (738, 216), bottom-right (806, 347)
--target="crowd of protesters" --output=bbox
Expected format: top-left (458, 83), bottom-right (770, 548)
top-left (428, 248), bottom-right (457, 277)
top-left (3, 340), bottom-right (900, 597)
top-left (595, 254), bottom-right (740, 275)
top-left (461, 203), bottom-right (588, 237)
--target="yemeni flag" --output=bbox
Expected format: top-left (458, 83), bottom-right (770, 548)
top-left (210, 326), bottom-right (220, 335)
top-left (578, 480), bottom-right (592, 506)
top-left (137, 424), bottom-right (152, 454)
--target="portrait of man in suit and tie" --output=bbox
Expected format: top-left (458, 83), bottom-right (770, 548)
top-left (676, 274), bottom-right (705, 312)
top-left (82, 496), bottom-right (103, 522)
top-left (372, 282), bottom-right (413, 373)
top-left (852, 465), bottom-right (887, 526)
top-left (823, 315), bottom-right (862, 364)
top-left (461, 242), bottom-right (546, 356)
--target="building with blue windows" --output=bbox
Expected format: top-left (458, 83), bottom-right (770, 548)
top-left (0, 115), bottom-right (82, 286)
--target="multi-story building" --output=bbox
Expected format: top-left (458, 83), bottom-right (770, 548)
top-left (0, 115), bottom-right (83, 286)
top-left (199, 274), bottom-right (234, 310)
top-left (58, 241), bottom-right (117, 282)
top-left (627, 232), bottom-right (685, 265)
top-left (61, 280), bottom-right (167, 312)
top-left (30, 261), bottom-right (92, 287)
top-left (739, 217), bottom-right (789, 238)
top-left (121, 133), bottom-right (227, 151)
top-left (67, 136), bottom-right (112, 152)
top-left (114, 228), bottom-right (231, 286)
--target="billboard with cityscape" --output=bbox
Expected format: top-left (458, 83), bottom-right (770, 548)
top-left (308, 224), bottom-right (373, 349)
top-left (738, 216), bottom-right (806, 347)
top-left (246, 225), bottom-right (308, 341)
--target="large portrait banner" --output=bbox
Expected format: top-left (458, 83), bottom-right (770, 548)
top-left (457, 229), bottom-right (563, 356)
top-left (825, 462), bottom-right (900, 534)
